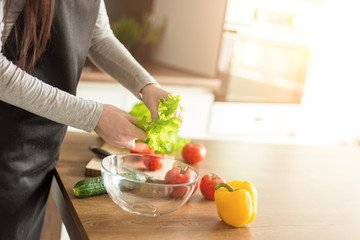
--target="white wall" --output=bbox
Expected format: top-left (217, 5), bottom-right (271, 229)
top-left (297, 0), bottom-right (360, 145)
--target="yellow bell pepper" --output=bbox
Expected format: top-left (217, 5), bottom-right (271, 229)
top-left (214, 181), bottom-right (257, 227)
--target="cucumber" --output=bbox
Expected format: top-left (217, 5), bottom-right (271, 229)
top-left (120, 172), bottom-right (148, 183)
top-left (73, 172), bottom-right (149, 198)
top-left (118, 172), bottom-right (148, 192)
top-left (73, 176), bottom-right (106, 198)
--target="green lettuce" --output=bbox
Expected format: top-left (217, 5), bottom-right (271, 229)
top-left (129, 94), bottom-right (189, 153)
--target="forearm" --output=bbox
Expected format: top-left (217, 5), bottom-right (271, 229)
top-left (88, 35), bottom-right (158, 99)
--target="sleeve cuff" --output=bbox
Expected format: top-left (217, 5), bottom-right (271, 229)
top-left (135, 78), bottom-right (160, 100)
top-left (82, 101), bottom-right (103, 132)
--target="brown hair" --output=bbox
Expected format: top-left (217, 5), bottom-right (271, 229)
top-left (2, 0), bottom-right (55, 71)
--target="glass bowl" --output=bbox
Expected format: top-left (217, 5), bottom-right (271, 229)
top-left (101, 154), bottom-right (199, 216)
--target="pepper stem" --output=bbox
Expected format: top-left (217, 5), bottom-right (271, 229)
top-left (210, 173), bottom-right (219, 179)
top-left (214, 183), bottom-right (235, 192)
top-left (178, 166), bottom-right (189, 174)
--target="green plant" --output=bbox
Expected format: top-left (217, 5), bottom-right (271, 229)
top-left (111, 13), bottom-right (167, 51)
top-left (111, 18), bottom-right (142, 49)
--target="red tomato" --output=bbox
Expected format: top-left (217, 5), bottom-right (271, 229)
top-left (200, 173), bottom-right (226, 200)
top-left (141, 154), bottom-right (166, 171)
top-left (182, 143), bottom-right (207, 164)
top-left (164, 166), bottom-right (198, 197)
top-left (130, 142), bottom-right (155, 154)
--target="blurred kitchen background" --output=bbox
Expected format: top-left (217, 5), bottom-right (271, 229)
top-left (73, 0), bottom-right (360, 147)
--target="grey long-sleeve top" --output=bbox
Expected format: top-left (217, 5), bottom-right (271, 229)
top-left (0, 0), bottom-right (157, 132)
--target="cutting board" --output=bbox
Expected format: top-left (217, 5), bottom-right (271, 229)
top-left (85, 143), bottom-right (130, 177)
top-left (85, 144), bottom-right (180, 177)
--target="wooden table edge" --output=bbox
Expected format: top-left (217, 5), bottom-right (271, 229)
top-left (51, 170), bottom-right (89, 240)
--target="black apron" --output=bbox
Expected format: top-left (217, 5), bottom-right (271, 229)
top-left (0, 0), bottom-right (100, 239)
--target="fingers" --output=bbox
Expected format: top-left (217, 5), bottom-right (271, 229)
top-left (113, 137), bottom-right (136, 150)
top-left (125, 112), bottom-right (141, 123)
top-left (151, 110), bottom-right (157, 122)
top-left (123, 116), bottom-right (146, 140)
top-left (173, 107), bottom-right (183, 122)
top-left (124, 112), bottom-right (147, 140)
top-left (94, 105), bottom-right (147, 150)
top-left (130, 124), bottom-right (147, 141)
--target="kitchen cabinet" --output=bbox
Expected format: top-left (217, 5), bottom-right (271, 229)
top-left (150, 0), bottom-right (227, 77)
top-left (81, 61), bottom-right (221, 92)
top-left (220, 0), bottom-right (318, 104)
top-left (208, 102), bottom-right (301, 143)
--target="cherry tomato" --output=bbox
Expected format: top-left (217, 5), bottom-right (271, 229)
top-left (141, 154), bottom-right (166, 171)
top-left (182, 143), bottom-right (207, 164)
top-left (200, 173), bottom-right (226, 200)
top-left (164, 166), bottom-right (198, 197)
top-left (130, 142), bottom-right (155, 154)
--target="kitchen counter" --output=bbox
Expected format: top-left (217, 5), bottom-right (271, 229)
top-left (52, 131), bottom-right (360, 240)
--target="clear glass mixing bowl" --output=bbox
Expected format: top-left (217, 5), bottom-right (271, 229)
top-left (101, 154), bottom-right (199, 216)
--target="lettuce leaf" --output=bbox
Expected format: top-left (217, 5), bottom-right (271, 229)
top-left (129, 94), bottom-right (189, 153)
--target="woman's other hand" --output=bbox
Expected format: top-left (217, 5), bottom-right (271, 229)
top-left (94, 104), bottom-right (147, 149)
top-left (141, 84), bottom-right (183, 122)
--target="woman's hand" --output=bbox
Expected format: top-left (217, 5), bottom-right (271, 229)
top-left (94, 104), bottom-right (147, 149)
top-left (141, 84), bottom-right (183, 122)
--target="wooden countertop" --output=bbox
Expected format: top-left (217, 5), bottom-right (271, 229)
top-left (52, 131), bottom-right (360, 240)
top-left (80, 61), bottom-right (221, 91)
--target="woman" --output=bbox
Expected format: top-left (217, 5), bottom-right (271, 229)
top-left (0, 0), bottom-right (179, 239)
